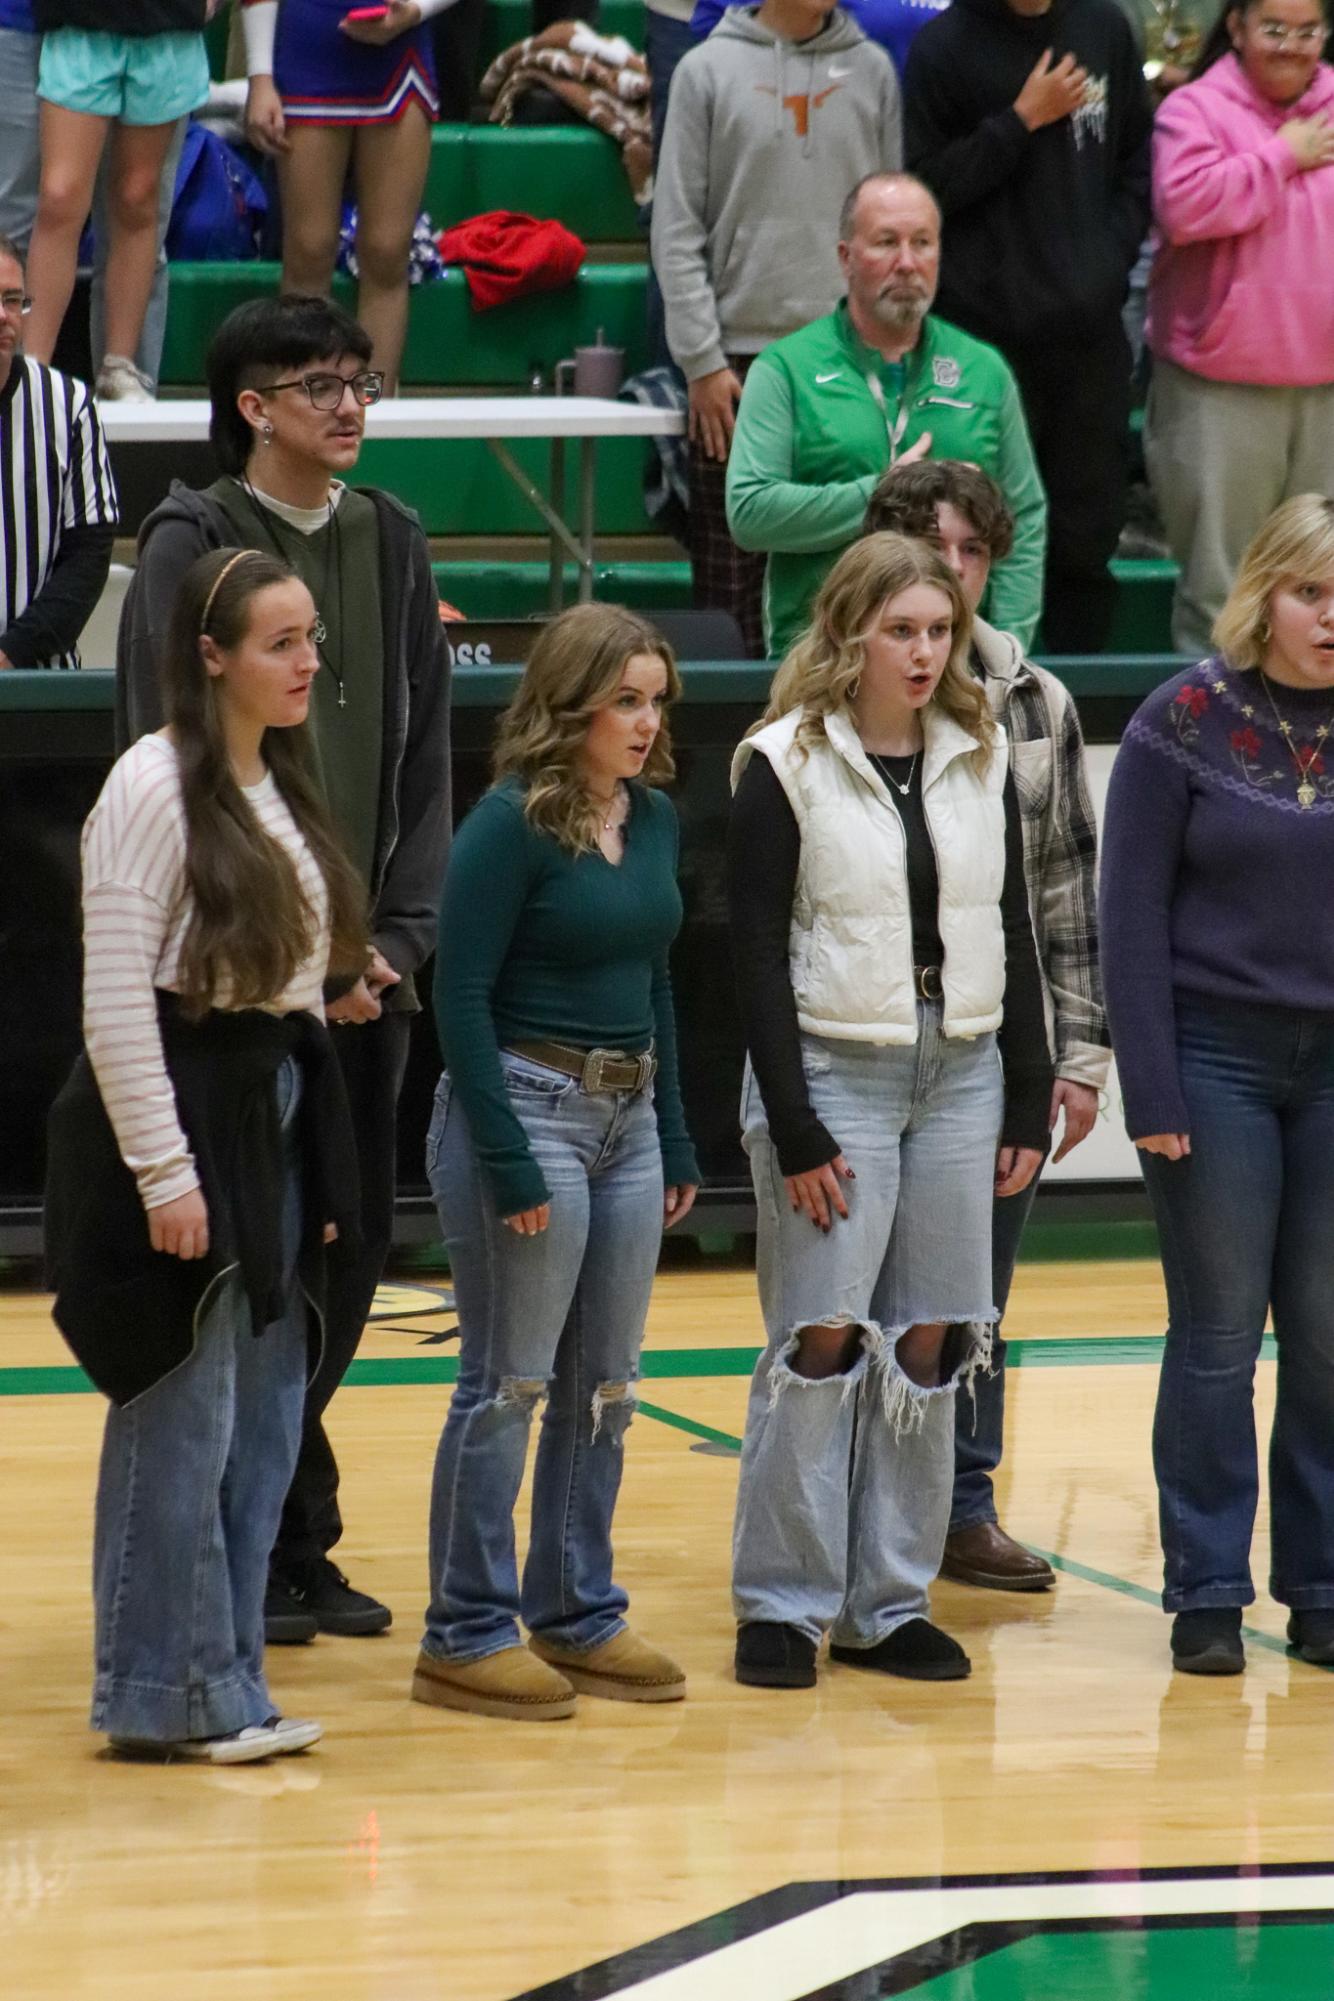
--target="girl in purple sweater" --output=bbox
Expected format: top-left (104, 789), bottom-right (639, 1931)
top-left (1102, 493), bottom-right (1334, 1678)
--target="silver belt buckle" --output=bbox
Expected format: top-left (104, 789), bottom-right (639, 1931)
top-left (916, 965), bottom-right (943, 1001)
top-left (581, 1047), bottom-right (613, 1092)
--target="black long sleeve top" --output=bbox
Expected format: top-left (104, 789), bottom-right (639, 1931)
top-left (726, 753), bottom-right (1053, 1173)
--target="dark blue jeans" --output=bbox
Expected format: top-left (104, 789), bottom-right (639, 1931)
top-left (1141, 994), bottom-right (1334, 1614)
top-left (950, 1170), bottom-right (1041, 1532)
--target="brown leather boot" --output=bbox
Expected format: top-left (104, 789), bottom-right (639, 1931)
top-left (940, 1522), bottom-right (1055, 1592)
top-left (529, 1629), bottom-right (687, 1702)
top-left (410, 1645), bottom-right (576, 1720)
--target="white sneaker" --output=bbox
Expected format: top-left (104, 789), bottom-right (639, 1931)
top-left (94, 354), bottom-right (155, 403)
top-left (109, 1716), bottom-right (323, 1765)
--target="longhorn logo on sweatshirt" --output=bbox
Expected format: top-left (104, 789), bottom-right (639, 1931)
top-left (755, 82), bottom-right (844, 139)
top-left (1072, 72), bottom-right (1109, 150)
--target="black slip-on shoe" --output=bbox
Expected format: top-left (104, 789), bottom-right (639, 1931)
top-left (1171, 1608), bottom-right (1244, 1675)
top-left (1287, 1610), bottom-right (1334, 1665)
top-left (830, 1618), bottom-right (970, 1682)
top-left (735, 1621), bottom-right (817, 1688)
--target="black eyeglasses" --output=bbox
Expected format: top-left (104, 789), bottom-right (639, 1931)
top-left (265, 369), bottom-right (385, 411)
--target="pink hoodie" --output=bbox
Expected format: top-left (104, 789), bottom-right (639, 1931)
top-left (1148, 54), bottom-right (1334, 386)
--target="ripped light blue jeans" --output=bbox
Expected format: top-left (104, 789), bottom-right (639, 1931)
top-left (732, 1009), bottom-right (1003, 1647)
top-left (422, 1054), bottom-right (664, 1663)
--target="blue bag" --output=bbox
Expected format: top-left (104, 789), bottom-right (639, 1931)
top-left (165, 122), bottom-right (267, 263)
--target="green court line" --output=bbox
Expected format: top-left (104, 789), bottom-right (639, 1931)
top-left (636, 1398), bottom-right (747, 1451)
top-left (628, 1400), bottom-right (1323, 1673)
top-left (2, 1334), bottom-right (1282, 1398)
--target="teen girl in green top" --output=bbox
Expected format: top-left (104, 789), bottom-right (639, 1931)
top-left (413, 603), bottom-right (699, 1725)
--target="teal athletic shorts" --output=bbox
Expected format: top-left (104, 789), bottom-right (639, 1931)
top-left (37, 28), bottom-right (209, 127)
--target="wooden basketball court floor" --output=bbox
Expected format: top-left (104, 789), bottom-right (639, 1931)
top-left (4, 1250), bottom-right (1334, 2001)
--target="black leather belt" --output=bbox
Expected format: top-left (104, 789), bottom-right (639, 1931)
top-left (505, 1038), bottom-right (657, 1094)
top-left (914, 964), bottom-right (944, 1000)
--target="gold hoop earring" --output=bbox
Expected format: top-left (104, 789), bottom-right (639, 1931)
top-left (847, 675), bottom-right (860, 700)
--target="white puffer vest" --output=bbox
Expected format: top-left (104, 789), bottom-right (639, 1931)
top-left (731, 704), bottom-right (1010, 1044)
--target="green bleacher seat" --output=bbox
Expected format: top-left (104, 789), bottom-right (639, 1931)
top-left (1107, 559), bottom-right (1175, 655)
top-left (159, 261), bottom-right (649, 389)
top-left (424, 125), bottom-right (641, 240)
top-left (478, 0), bottom-right (647, 73)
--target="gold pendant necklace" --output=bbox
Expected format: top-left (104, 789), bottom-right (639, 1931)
top-left (1259, 672), bottom-right (1333, 810)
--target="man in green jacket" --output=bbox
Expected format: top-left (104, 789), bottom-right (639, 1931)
top-left (725, 171), bottom-right (1047, 658)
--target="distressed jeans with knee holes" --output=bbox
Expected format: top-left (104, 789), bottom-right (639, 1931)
top-left (732, 1013), bottom-right (1003, 1647)
top-left (421, 1055), bottom-right (664, 1663)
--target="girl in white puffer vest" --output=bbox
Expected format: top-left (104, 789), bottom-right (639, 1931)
top-left (725, 533), bottom-right (1052, 1690)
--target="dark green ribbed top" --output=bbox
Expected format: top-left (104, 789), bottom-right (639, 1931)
top-left (434, 777), bottom-right (699, 1214)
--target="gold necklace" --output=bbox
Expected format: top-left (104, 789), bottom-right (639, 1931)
top-left (1259, 672), bottom-right (1334, 810)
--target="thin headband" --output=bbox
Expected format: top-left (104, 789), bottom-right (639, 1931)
top-left (200, 550), bottom-right (261, 634)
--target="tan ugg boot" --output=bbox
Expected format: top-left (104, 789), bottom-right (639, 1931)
top-left (529, 1629), bottom-right (686, 1703)
top-left (411, 1645), bottom-right (576, 1720)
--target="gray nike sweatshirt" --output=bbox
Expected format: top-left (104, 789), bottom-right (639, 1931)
top-left (651, 6), bottom-right (901, 383)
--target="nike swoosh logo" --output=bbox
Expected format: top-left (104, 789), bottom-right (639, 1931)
top-left (827, 63), bottom-right (853, 77)
top-left (815, 371), bottom-right (842, 384)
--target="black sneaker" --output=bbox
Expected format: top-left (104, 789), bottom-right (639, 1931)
top-left (284, 1557), bottom-right (392, 1637)
top-left (1171, 1608), bottom-right (1244, 1675)
top-left (735, 1621), bottom-right (817, 1688)
top-left (264, 1576), bottom-right (318, 1646)
top-left (1287, 1611), bottom-right (1334, 1665)
top-left (830, 1618), bottom-right (971, 1682)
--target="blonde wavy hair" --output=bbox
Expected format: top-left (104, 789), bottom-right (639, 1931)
top-left (493, 602), bottom-right (682, 852)
top-left (756, 532), bottom-right (994, 769)
top-left (1213, 494), bottom-right (1334, 670)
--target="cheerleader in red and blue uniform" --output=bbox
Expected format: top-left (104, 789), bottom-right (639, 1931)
top-left (241, 0), bottom-right (454, 391)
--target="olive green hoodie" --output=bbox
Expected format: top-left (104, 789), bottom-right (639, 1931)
top-left (726, 301), bottom-right (1047, 655)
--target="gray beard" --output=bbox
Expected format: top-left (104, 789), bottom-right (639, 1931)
top-left (871, 293), bottom-right (930, 335)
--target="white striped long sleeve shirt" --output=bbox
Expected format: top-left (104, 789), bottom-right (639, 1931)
top-left (81, 734), bottom-right (330, 1211)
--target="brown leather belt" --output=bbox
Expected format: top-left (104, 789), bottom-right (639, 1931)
top-left (504, 1038), bottom-right (657, 1094)
top-left (914, 964), bottom-right (944, 1000)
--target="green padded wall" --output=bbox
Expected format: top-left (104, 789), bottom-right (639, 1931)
top-left (158, 262), bottom-right (649, 388)
top-left (433, 559), bottom-right (691, 618)
top-left (358, 432), bottom-right (654, 534)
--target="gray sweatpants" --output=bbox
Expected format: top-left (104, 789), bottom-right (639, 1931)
top-left (1145, 356), bottom-right (1334, 656)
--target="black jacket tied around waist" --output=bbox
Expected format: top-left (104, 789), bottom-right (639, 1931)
top-left (45, 997), bottom-right (361, 1407)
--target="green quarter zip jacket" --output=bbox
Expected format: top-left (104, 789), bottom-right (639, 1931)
top-left (725, 301), bottom-right (1047, 657)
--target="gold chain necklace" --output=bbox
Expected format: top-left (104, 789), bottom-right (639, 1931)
top-left (1259, 673), bottom-right (1334, 810)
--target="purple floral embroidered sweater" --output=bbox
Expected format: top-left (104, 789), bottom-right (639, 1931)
top-left (1102, 658), bottom-right (1334, 1139)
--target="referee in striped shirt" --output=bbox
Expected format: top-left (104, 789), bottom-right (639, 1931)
top-left (0, 234), bottom-right (116, 670)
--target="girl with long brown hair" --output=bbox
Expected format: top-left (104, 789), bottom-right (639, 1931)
top-left (726, 533), bottom-right (1052, 1690)
top-left (413, 602), bottom-right (699, 1724)
top-left (46, 546), bottom-right (366, 1764)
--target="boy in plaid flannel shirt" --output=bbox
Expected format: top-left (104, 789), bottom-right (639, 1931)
top-left (865, 457), bottom-right (1110, 1590)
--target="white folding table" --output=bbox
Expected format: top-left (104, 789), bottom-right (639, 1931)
top-left (98, 396), bottom-right (685, 611)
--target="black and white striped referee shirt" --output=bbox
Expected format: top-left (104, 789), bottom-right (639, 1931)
top-left (0, 356), bottom-right (118, 669)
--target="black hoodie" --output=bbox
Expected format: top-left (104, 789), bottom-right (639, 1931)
top-left (904, 0), bottom-right (1152, 349)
